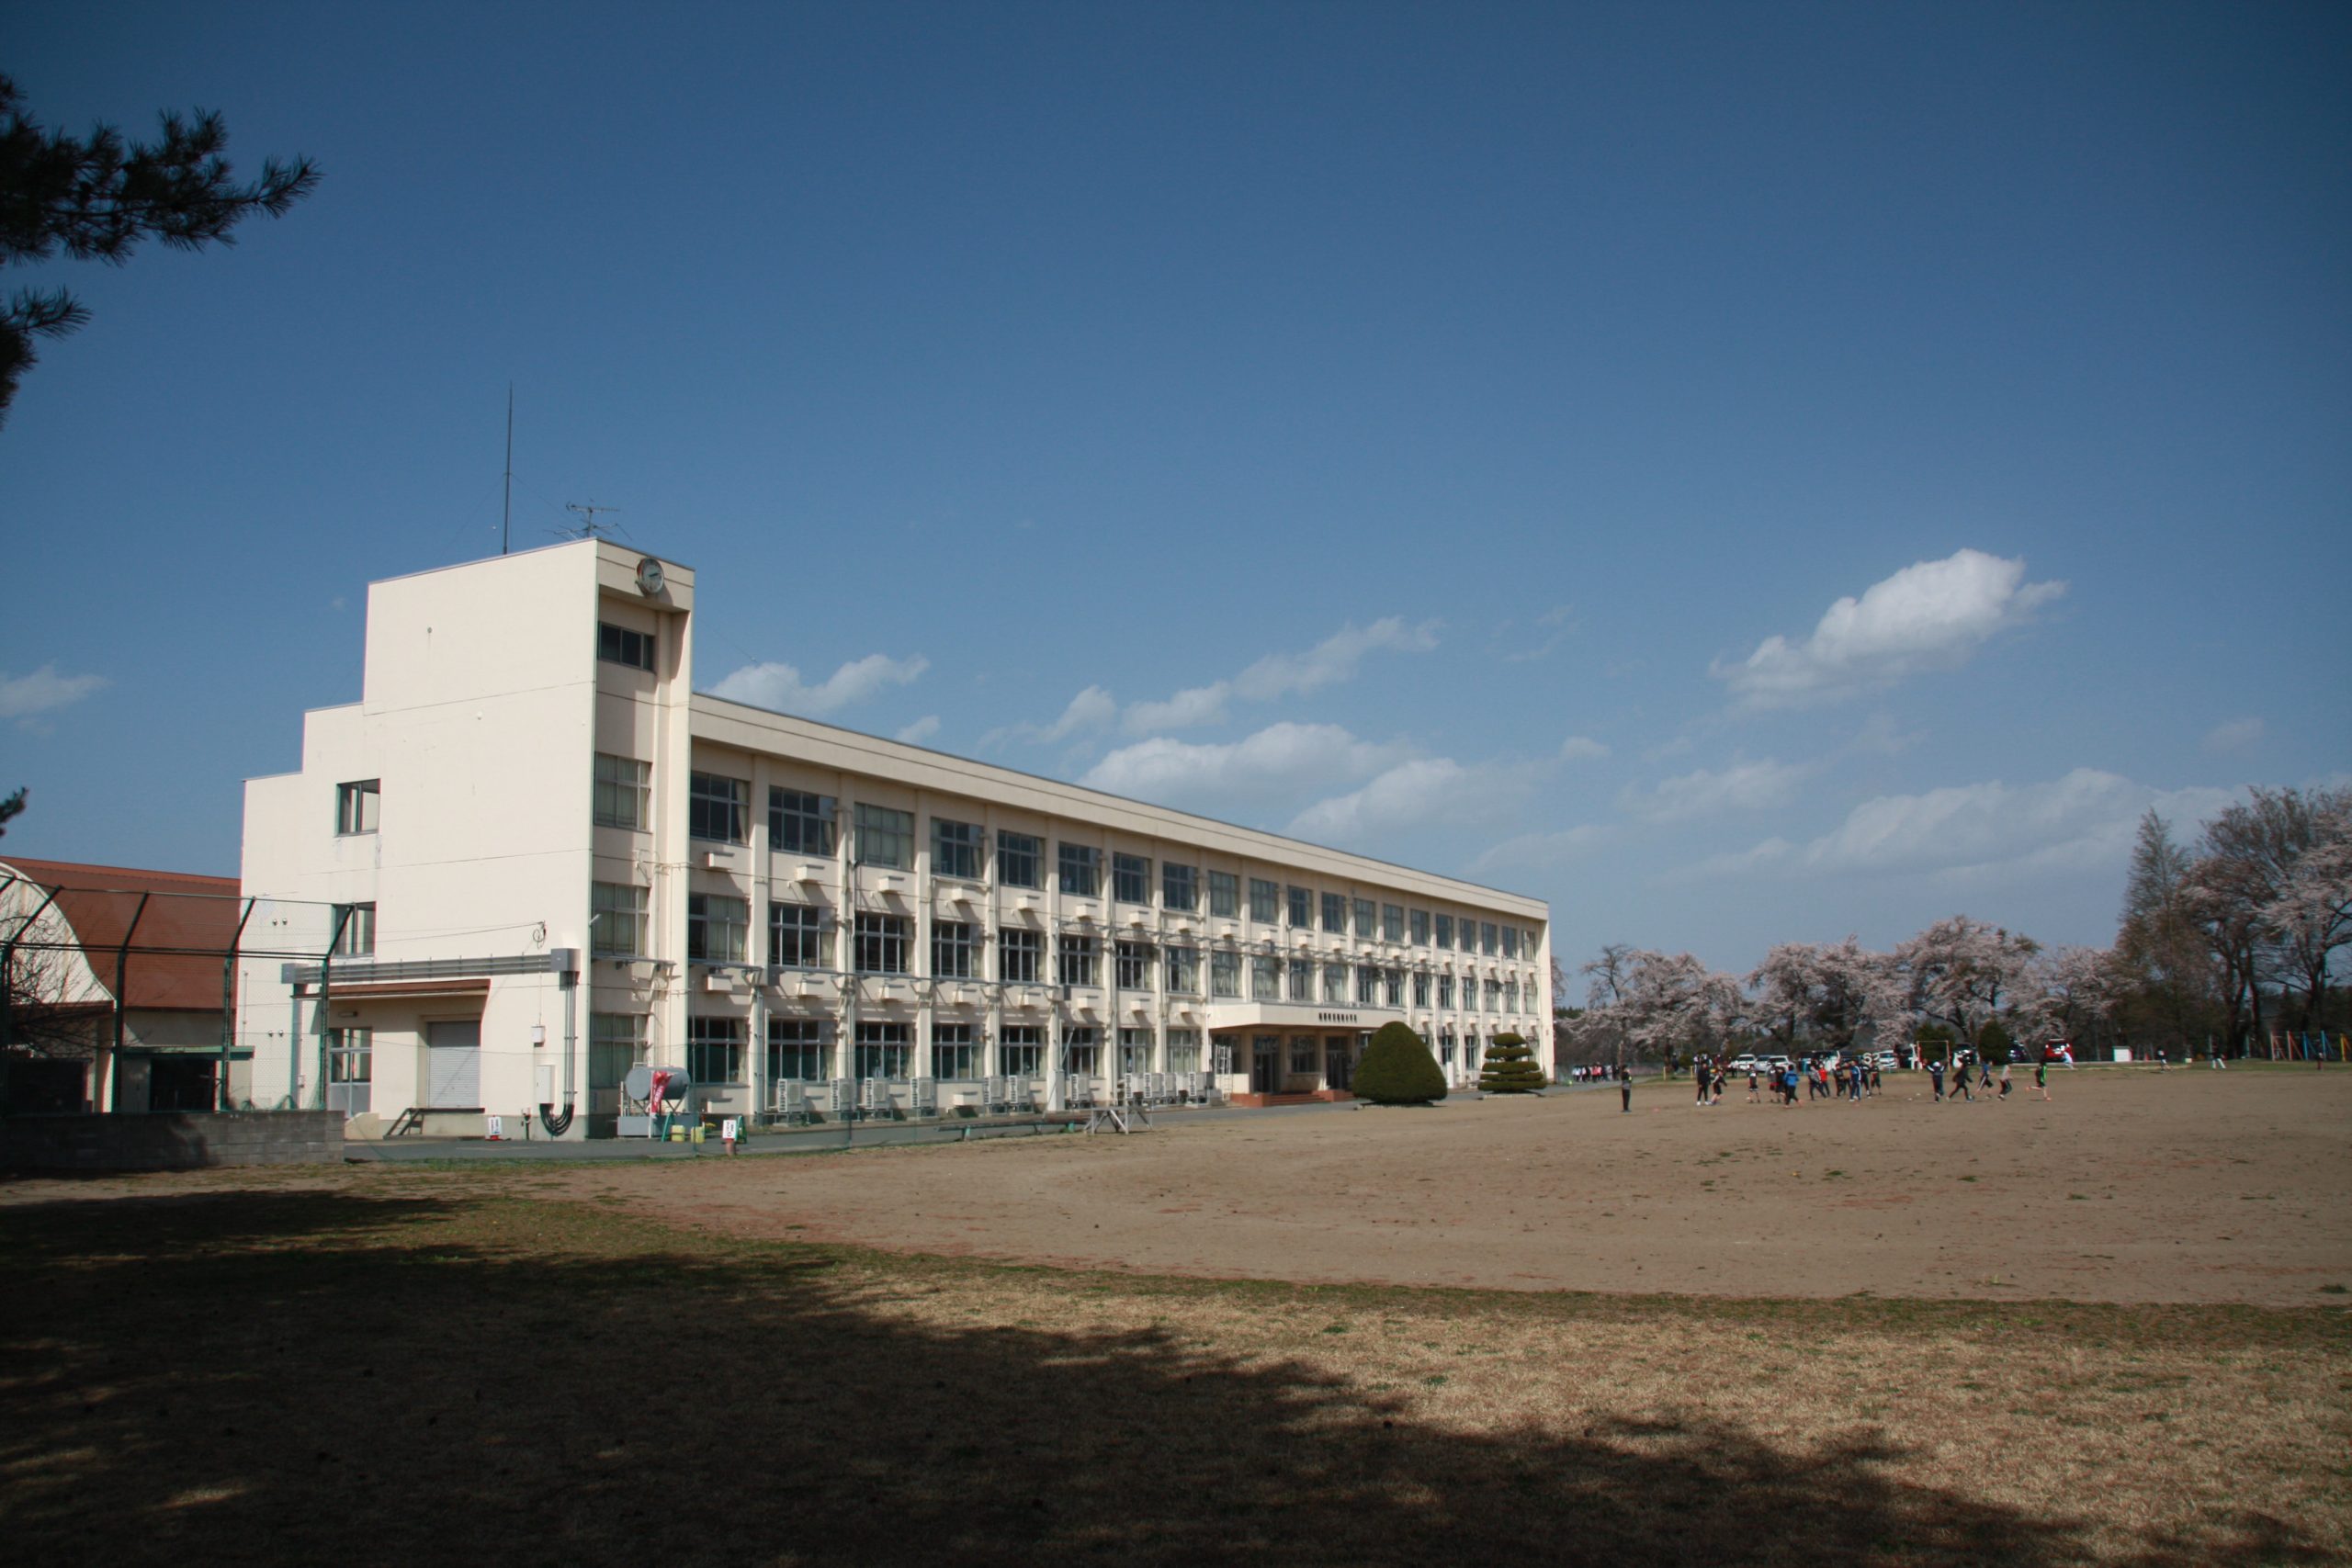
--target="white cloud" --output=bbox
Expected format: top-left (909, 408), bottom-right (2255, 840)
top-left (2202, 716), bottom-right (2264, 754)
top-left (982, 685), bottom-right (1119, 749)
top-left (1081, 722), bottom-right (1405, 804)
top-left (1471, 823), bottom-right (1612, 876)
top-left (0, 665), bottom-right (107, 723)
top-left (895, 716), bottom-right (940, 745)
top-left (1683, 769), bottom-right (2240, 886)
top-left (709, 652), bottom-right (928, 716)
top-left (1559, 735), bottom-right (1609, 761)
top-left (1712, 548), bottom-right (2066, 707)
top-left (1288, 756), bottom-right (1538, 841)
top-left (1662, 837), bottom-right (1795, 885)
top-left (1123, 682), bottom-right (1231, 734)
top-left (1232, 616), bottom-right (1438, 702)
top-left (1621, 758), bottom-right (1810, 822)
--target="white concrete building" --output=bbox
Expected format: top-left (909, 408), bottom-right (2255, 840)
top-left (240, 539), bottom-right (1553, 1134)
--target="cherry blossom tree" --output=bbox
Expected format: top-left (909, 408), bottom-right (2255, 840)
top-left (1747, 937), bottom-right (1902, 1056)
top-left (1894, 916), bottom-right (2039, 1049)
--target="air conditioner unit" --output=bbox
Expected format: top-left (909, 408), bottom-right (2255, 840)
top-left (704, 849), bottom-right (737, 870)
top-left (795, 863), bottom-right (829, 884)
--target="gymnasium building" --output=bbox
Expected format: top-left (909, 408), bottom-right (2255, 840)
top-left (237, 539), bottom-right (1553, 1134)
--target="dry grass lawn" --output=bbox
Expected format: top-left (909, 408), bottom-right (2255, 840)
top-left (1, 1067), bottom-right (2345, 1566)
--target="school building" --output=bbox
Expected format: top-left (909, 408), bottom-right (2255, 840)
top-left (237, 539), bottom-right (1553, 1134)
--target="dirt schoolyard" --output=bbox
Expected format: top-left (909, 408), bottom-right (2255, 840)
top-left (564, 1066), bottom-right (2352, 1305)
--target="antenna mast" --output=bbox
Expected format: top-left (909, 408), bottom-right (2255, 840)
top-left (565, 502), bottom-right (622, 539)
top-left (501, 385), bottom-right (514, 555)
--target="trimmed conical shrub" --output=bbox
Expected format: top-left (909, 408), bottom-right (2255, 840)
top-left (1354, 1021), bottom-right (1448, 1106)
top-left (1478, 1032), bottom-right (1546, 1094)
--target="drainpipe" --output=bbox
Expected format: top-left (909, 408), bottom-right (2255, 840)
top-left (540, 948), bottom-right (579, 1136)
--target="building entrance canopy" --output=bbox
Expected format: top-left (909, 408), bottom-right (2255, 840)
top-left (1204, 1000), bottom-right (1400, 1032)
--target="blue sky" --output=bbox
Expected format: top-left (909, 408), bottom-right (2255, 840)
top-left (4, 2), bottom-right (2346, 980)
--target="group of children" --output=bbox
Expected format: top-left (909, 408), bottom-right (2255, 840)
top-left (1676, 1051), bottom-right (2057, 1107)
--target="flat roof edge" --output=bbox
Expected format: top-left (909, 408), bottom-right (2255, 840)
top-left (688, 692), bottom-right (1547, 912)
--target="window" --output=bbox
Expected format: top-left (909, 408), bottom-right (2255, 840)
top-left (1250, 878), bottom-right (1279, 923)
top-left (854, 913), bottom-right (912, 974)
top-left (1164, 945), bottom-right (1200, 994)
top-left (1288, 885), bottom-right (1313, 928)
top-left (689, 772), bottom-right (748, 843)
top-left (1439, 1029), bottom-right (1455, 1066)
top-left (1250, 953), bottom-right (1281, 1000)
top-left (326, 1027), bottom-right (371, 1082)
top-left (1000, 1024), bottom-right (1043, 1077)
top-left (1323, 962), bottom-right (1348, 1003)
top-left (598, 621), bottom-right (656, 671)
top-left (766, 1018), bottom-right (827, 1083)
top-left (1114, 940), bottom-right (1153, 989)
top-left (1321, 892), bottom-right (1347, 933)
top-left (1062, 1026), bottom-right (1100, 1075)
top-left (999, 831), bottom-right (1042, 889)
top-left (1167, 1029), bottom-right (1201, 1074)
top-left (331, 902), bottom-right (375, 958)
top-left (1410, 908), bottom-right (1430, 946)
top-left (932, 1022), bottom-right (978, 1080)
top-left (335, 779), bottom-right (380, 835)
top-left (1486, 977), bottom-right (1503, 1011)
top-left (686, 893), bottom-right (748, 963)
top-left (1357, 964), bottom-right (1378, 1005)
top-left (1057, 932), bottom-right (1098, 987)
top-left (854, 1021), bottom-right (910, 1080)
top-left (1058, 842), bottom-right (1100, 897)
top-left (855, 803), bottom-right (913, 870)
top-left (1413, 973), bottom-right (1430, 1008)
top-left (1113, 852), bottom-right (1151, 905)
top-left (932, 818), bottom-right (984, 881)
top-left (1353, 898), bottom-right (1375, 939)
top-left (1435, 914), bottom-right (1455, 950)
top-left (1291, 1036), bottom-right (1320, 1076)
top-left (769, 902), bottom-right (831, 968)
top-left (594, 754), bottom-right (650, 830)
top-left (1482, 920), bottom-right (1499, 955)
top-left (933, 920), bottom-right (978, 979)
top-left (590, 1013), bottom-right (647, 1089)
top-left (1000, 927), bottom-right (1043, 984)
top-left (1384, 968), bottom-right (1403, 1007)
top-left (1119, 1028), bottom-right (1154, 1075)
top-left (1383, 904), bottom-right (1404, 942)
top-left (1210, 949), bottom-right (1240, 998)
top-left (1286, 956), bottom-right (1313, 1002)
top-left (592, 882), bottom-right (648, 958)
top-left (1501, 926), bottom-right (1519, 960)
top-left (1503, 979), bottom-right (1519, 1013)
top-left (687, 1017), bottom-right (745, 1084)
top-left (770, 788), bottom-right (836, 855)
top-left (1163, 863), bottom-right (1198, 912)
top-left (1438, 975), bottom-right (1455, 1010)
top-left (1209, 871), bottom-right (1239, 919)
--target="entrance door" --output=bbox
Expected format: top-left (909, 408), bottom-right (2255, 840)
top-left (1326, 1041), bottom-right (1353, 1092)
top-left (426, 1021), bottom-right (481, 1108)
top-left (1250, 1035), bottom-right (1280, 1093)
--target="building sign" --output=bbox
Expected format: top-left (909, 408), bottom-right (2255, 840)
top-left (1316, 1011), bottom-right (1361, 1025)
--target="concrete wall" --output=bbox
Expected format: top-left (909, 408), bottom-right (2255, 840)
top-left (0, 1110), bottom-right (345, 1172)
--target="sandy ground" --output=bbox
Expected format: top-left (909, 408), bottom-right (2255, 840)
top-left (564, 1066), bottom-right (2352, 1304)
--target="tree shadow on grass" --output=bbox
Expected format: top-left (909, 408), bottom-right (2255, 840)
top-left (0, 1188), bottom-right (2329, 1568)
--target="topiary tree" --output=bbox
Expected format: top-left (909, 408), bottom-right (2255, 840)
top-left (1479, 1032), bottom-right (1546, 1094)
top-left (1354, 1021), bottom-right (1447, 1106)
